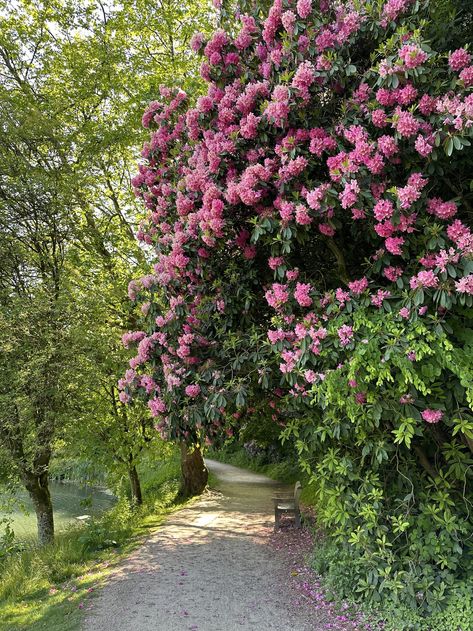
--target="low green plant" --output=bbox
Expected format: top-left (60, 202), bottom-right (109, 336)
top-left (312, 538), bottom-right (473, 631)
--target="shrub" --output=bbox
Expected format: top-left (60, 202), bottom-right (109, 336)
top-left (121, 0), bottom-right (473, 613)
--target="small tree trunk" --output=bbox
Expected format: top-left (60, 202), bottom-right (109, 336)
top-left (179, 444), bottom-right (208, 498)
top-left (128, 465), bottom-right (143, 506)
top-left (23, 471), bottom-right (54, 546)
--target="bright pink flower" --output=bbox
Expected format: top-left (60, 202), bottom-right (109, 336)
top-left (148, 397), bottom-right (166, 416)
top-left (381, 0), bottom-right (414, 25)
top-left (447, 220), bottom-right (470, 244)
top-left (415, 135), bottom-right (433, 157)
top-left (395, 83), bottom-right (418, 105)
top-left (399, 44), bottom-right (428, 69)
top-left (372, 109), bottom-right (388, 127)
top-left (185, 384), bottom-right (201, 398)
top-left (459, 66), bottom-right (473, 87)
top-left (122, 330), bottom-right (146, 348)
top-left (340, 180), bottom-right (360, 209)
top-left (427, 198), bottom-right (457, 220)
top-left (304, 369), bottom-right (317, 383)
top-left (119, 392), bottom-right (130, 404)
top-left (292, 61), bottom-right (315, 100)
top-left (399, 307), bottom-right (410, 318)
top-left (190, 33), bottom-right (205, 52)
top-left (409, 270), bottom-right (439, 289)
top-left (295, 205), bottom-right (312, 225)
top-left (294, 282), bottom-right (313, 307)
top-left (455, 274), bottom-right (473, 295)
top-left (384, 266), bottom-right (403, 281)
top-left (385, 237), bottom-right (405, 255)
top-left (296, 0), bottom-right (312, 19)
top-left (336, 288), bottom-right (350, 305)
top-left (376, 88), bottom-right (396, 107)
top-left (449, 48), bottom-right (471, 71)
top-left (419, 94), bottom-right (437, 116)
top-left (371, 289), bottom-right (391, 308)
top-left (265, 283), bottom-right (290, 308)
top-left (348, 277), bottom-right (369, 295)
top-left (286, 269), bottom-right (300, 281)
top-left (377, 135), bottom-right (398, 157)
top-left (338, 324), bottom-right (354, 346)
top-left (421, 409), bottom-right (443, 423)
top-left (394, 109), bottom-right (419, 137)
top-left (281, 10), bottom-right (297, 34)
top-left (373, 199), bottom-right (394, 221)
top-left (268, 256), bottom-right (284, 270)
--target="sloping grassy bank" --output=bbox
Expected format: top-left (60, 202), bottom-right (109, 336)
top-left (0, 455), bottom-right (184, 631)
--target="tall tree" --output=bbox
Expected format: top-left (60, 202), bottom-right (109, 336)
top-left (0, 0), bottom-right (214, 542)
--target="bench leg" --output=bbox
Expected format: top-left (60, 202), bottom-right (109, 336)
top-left (274, 508), bottom-right (280, 532)
top-left (295, 509), bottom-right (301, 529)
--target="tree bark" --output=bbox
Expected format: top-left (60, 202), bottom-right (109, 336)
top-left (23, 471), bottom-right (54, 546)
top-left (179, 444), bottom-right (208, 498)
top-left (413, 444), bottom-right (438, 480)
top-left (128, 464), bottom-right (143, 506)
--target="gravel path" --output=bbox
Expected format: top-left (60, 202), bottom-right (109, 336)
top-left (82, 459), bottom-right (319, 631)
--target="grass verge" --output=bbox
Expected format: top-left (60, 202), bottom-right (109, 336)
top-left (0, 455), bottom-right (186, 631)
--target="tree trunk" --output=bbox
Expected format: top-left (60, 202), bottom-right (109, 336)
top-left (23, 471), bottom-right (54, 546)
top-left (128, 465), bottom-right (143, 506)
top-left (179, 444), bottom-right (208, 498)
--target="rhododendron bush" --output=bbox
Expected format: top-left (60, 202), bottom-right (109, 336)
top-left (121, 0), bottom-right (473, 611)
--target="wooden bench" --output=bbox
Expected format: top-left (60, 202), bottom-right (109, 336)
top-left (273, 481), bottom-right (302, 531)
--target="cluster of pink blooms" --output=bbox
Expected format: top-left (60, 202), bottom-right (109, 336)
top-left (265, 283), bottom-right (290, 309)
top-left (398, 44), bottom-right (428, 69)
top-left (337, 325), bottom-right (354, 347)
top-left (294, 282), bottom-right (313, 307)
top-left (409, 270), bottom-right (439, 290)
top-left (421, 409), bottom-right (443, 424)
top-left (455, 274), bottom-right (473, 295)
top-left (119, 0), bottom-right (472, 440)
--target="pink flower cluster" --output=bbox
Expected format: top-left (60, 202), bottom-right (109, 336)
top-left (409, 270), bottom-right (439, 290)
top-left (265, 283), bottom-right (289, 309)
top-left (455, 274), bottom-right (473, 295)
top-left (421, 409), bottom-right (443, 424)
top-left (185, 384), bottom-right (201, 398)
top-left (294, 282), bottom-right (313, 307)
top-left (398, 44), bottom-right (428, 69)
top-left (337, 324), bottom-right (354, 347)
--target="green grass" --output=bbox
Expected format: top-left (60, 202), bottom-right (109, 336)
top-left (0, 454), bottom-right (186, 631)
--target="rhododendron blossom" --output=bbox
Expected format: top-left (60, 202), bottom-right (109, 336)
top-left (338, 325), bottom-right (354, 346)
top-left (455, 274), bottom-right (473, 295)
top-left (421, 409), bottom-right (443, 424)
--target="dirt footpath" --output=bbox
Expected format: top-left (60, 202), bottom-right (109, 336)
top-left (82, 459), bottom-right (322, 631)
